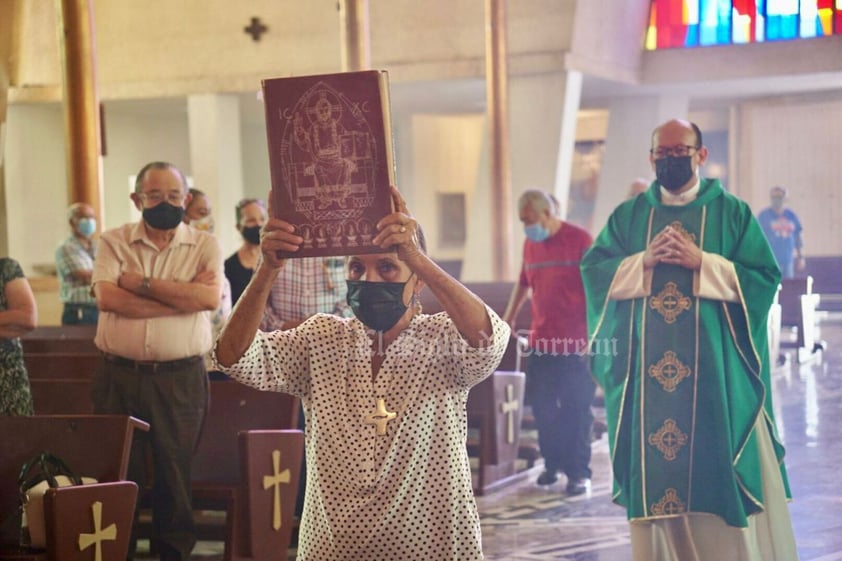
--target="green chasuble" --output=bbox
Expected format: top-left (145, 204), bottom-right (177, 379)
top-left (581, 178), bottom-right (789, 528)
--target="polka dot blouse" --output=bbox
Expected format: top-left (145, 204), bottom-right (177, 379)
top-left (214, 307), bottom-right (509, 560)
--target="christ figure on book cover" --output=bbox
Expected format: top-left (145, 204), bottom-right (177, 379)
top-left (287, 87), bottom-right (374, 215)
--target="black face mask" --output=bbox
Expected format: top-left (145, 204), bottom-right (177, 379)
top-left (241, 225), bottom-right (261, 245)
top-left (655, 155), bottom-right (695, 192)
top-left (346, 280), bottom-right (410, 333)
top-left (143, 202), bottom-right (184, 230)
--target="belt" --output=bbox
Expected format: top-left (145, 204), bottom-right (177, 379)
top-left (103, 353), bottom-right (202, 374)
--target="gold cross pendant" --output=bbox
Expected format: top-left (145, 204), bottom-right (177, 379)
top-left (364, 398), bottom-right (397, 435)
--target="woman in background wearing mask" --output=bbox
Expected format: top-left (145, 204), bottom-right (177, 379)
top-left (213, 187), bottom-right (509, 561)
top-left (183, 188), bottom-right (232, 377)
top-left (55, 203), bottom-right (99, 325)
top-left (224, 198), bottom-right (267, 306)
top-left (184, 188), bottom-right (215, 232)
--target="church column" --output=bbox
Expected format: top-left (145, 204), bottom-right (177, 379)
top-left (485, 0), bottom-right (513, 281)
top-left (462, 70), bottom-right (579, 282)
top-left (552, 70), bottom-right (583, 218)
top-left (187, 94), bottom-right (245, 258)
top-left (590, 95), bottom-right (690, 235)
top-left (0, 0), bottom-right (16, 255)
top-left (339, 0), bottom-right (371, 71)
top-left (56, 0), bottom-right (103, 225)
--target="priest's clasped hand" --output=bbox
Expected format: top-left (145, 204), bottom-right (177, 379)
top-left (643, 225), bottom-right (702, 271)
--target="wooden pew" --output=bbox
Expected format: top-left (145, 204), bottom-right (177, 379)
top-left (779, 276), bottom-right (824, 362)
top-left (804, 256), bottom-right (842, 310)
top-left (0, 415), bottom-right (149, 558)
top-left (23, 354), bottom-right (103, 380)
top-left (467, 371), bottom-right (527, 495)
top-left (237, 430), bottom-right (304, 561)
top-left (21, 326), bottom-right (101, 382)
top-left (139, 381), bottom-right (301, 561)
top-left (43, 481), bottom-right (138, 561)
top-left (20, 326), bottom-right (98, 355)
top-left (30, 380), bottom-right (94, 415)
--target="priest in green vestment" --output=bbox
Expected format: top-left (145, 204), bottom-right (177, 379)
top-left (581, 119), bottom-right (798, 560)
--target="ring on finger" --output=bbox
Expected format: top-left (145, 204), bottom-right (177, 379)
top-left (399, 226), bottom-right (407, 233)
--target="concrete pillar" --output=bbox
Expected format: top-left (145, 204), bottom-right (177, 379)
top-left (339, 0), bottom-right (371, 71)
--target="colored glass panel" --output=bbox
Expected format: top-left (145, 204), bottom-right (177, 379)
top-left (646, 5), bottom-right (659, 50)
top-left (767, 0), bottom-right (799, 39)
top-left (733, 0), bottom-right (758, 41)
top-left (756, 0), bottom-right (767, 41)
top-left (646, 0), bottom-right (841, 47)
top-left (699, 0), bottom-right (732, 45)
top-left (800, 0), bottom-right (820, 37)
top-left (834, 0), bottom-right (842, 32)
top-left (656, 0), bottom-right (690, 48)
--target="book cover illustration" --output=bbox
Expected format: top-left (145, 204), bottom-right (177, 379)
top-left (262, 70), bottom-right (396, 258)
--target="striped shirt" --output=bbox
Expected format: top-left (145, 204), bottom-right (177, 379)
top-left (55, 236), bottom-right (97, 304)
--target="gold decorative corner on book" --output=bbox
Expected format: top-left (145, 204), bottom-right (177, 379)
top-left (647, 418), bottom-right (688, 461)
top-left (648, 351), bottom-right (692, 392)
top-left (649, 282), bottom-right (692, 324)
top-left (666, 221), bottom-right (697, 243)
top-left (651, 488), bottom-right (686, 516)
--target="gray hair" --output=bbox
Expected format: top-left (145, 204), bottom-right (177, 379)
top-left (518, 189), bottom-right (552, 214)
top-left (133, 161), bottom-right (188, 194)
top-left (66, 202), bottom-right (89, 222)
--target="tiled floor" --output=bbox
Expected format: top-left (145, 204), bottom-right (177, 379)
top-left (172, 312), bottom-right (842, 560)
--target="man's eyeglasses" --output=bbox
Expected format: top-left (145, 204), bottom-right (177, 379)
top-left (139, 192), bottom-right (185, 205)
top-left (650, 145), bottom-right (700, 159)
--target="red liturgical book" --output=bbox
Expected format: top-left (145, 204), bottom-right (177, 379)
top-left (262, 70), bottom-right (396, 258)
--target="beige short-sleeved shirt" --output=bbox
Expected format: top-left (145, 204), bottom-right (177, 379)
top-left (93, 221), bottom-right (223, 361)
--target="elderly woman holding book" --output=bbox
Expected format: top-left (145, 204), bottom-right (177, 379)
top-left (214, 186), bottom-right (508, 560)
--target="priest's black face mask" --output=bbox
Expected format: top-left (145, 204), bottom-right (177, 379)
top-left (655, 156), bottom-right (695, 192)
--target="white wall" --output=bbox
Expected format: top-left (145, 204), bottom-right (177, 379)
top-left (410, 113), bottom-right (485, 263)
top-left (101, 104), bottom-right (191, 230)
top-left (737, 93), bottom-right (842, 257)
top-left (4, 103), bottom-right (66, 275)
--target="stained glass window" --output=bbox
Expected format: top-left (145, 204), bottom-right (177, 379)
top-left (645, 0), bottom-right (842, 49)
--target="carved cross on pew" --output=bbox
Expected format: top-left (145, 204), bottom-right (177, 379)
top-left (499, 384), bottom-right (519, 444)
top-left (262, 449), bottom-right (291, 530)
top-left (78, 501), bottom-right (117, 561)
top-left (244, 17), bottom-right (268, 42)
top-left (365, 398), bottom-right (397, 435)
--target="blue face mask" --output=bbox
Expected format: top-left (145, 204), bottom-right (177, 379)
top-left (524, 223), bottom-right (550, 243)
top-left (76, 217), bottom-right (96, 237)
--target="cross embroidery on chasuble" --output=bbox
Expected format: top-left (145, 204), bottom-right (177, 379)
top-left (365, 398), bottom-right (397, 435)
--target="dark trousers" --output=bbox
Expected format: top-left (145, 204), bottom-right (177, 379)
top-left (61, 302), bottom-right (99, 325)
top-left (91, 357), bottom-right (208, 561)
top-left (525, 353), bottom-right (596, 480)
